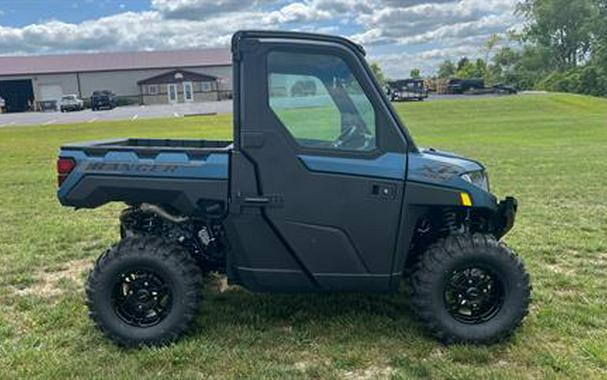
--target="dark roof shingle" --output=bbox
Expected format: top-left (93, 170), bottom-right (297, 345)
top-left (137, 70), bottom-right (217, 85)
top-left (0, 48), bottom-right (231, 77)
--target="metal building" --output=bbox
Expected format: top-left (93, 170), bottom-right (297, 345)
top-left (0, 49), bottom-right (231, 112)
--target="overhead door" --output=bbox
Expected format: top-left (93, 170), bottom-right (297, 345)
top-left (0, 80), bottom-right (34, 113)
top-left (39, 84), bottom-right (63, 101)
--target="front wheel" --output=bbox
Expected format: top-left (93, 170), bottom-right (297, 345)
top-left (86, 236), bottom-right (203, 347)
top-left (411, 233), bottom-right (530, 344)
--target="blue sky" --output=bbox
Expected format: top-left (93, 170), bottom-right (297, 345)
top-left (0, 0), bottom-right (521, 77)
top-left (0, 0), bottom-right (149, 26)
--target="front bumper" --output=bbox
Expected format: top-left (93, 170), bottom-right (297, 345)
top-left (494, 196), bottom-right (518, 239)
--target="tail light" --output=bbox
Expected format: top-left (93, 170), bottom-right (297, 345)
top-left (57, 157), bottom-right (76, 186)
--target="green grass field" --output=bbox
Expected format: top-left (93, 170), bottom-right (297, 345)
top-left (0, 93), bottom-right (606, 379)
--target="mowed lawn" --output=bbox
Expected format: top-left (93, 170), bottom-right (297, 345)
top-left (0, 93), bottom-right (606, 379)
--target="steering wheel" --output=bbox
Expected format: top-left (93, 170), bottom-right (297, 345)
top-left (332, 124), bottom-right (375, 150)
top-left (332, 125), bottom-right (358, 149)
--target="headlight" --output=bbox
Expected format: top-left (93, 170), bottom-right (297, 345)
top-left (460, 170), bottom-right (489, 191)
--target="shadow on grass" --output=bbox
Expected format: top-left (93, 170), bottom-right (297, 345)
top-left (189, 281), bottom-right (427, 346)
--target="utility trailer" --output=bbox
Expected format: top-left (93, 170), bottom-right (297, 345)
top-left (57, 31), bottom-right (530, 347)
top-left (386, 79), bottom-right (429, 101)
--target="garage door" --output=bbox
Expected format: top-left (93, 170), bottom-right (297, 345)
top-left (0, 80), bottom-right (34, 112)
top-left (39, 84), bottom-right (63, 101)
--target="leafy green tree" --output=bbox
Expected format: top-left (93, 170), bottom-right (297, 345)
top-left (517, 0), bottom-right (597, 68)
top-left (474, 59), bottom-right (487, 78)
top-left (410, 68), bottom-right (422, 79)
top-left (467, 0), bottom-right (607, 95)
top-left (438, 60), bottom-right (456, 78)
top-left (456, 57), bottom-right (471, 72)
top-left (484, 34), bottom-right (501, 63)
top-left (370, 61), bottom-right (387, 86)
top-left (594, 0), bottom-right (607, 51)
top-left (455, 58), bottom-right (477, 79)
top-left (490, 47), bottom-right (521, 85)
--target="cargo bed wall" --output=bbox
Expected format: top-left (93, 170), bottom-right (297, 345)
top-left (61, 138), bottom-right (233, 154)
top-left (58, 149), bottom-right (230, 215)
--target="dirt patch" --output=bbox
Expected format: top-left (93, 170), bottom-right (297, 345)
top-left (207, 273), bottom-right (240, 293)
top-left (546, 263), bottom-right (576, 277)
top-left (585, 252), bottom-right (607, 267)
top-left (11, 258), bottom-right (92, 298)
top-left (294, 361), bottom-right (310, 371)
top-left (342, 366), bottom-right (395, 380)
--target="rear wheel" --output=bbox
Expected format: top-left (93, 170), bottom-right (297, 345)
top-left (411, 233), bottom-right (530, 344)
top-left (86, 236), bottom-right (203, 347)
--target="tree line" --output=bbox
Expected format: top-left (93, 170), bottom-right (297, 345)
top-left (384, 0), bottom-right (607, 97)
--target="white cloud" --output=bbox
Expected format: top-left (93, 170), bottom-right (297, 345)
top-left (351, 0), bottom-right (518, 43)
top-left (264, 2), bottom-right (332, 24)
top-left (0, 0), bottom-right (521, 77)
top-left (152, 0), bottom-right (273, 20)
top-left (347, 0), bottom-right (521, 76)
top-left (372, 45), bottom-right (479, 78)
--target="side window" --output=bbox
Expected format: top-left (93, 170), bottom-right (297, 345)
top-left (268, 51), bottom-right (377, 152)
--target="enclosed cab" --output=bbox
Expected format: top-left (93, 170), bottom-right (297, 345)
top-left (57, 31), bottom-right (530, 347)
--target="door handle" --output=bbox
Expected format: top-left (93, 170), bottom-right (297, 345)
top-left (370, 183), bottom-right (397, 200)
top-left (240, 194), bottom-right (284, 208)
top-left (243, 197), bottom-right (270, 204)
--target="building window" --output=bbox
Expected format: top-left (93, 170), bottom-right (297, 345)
top-left (183, 82), bottom-right (193, 102)
top-left (148, 85), bottom-right (159, 95)
top-left (201, 82), bottom-right (212, 92)
top-left (168, 84), bottom-right (178, 103)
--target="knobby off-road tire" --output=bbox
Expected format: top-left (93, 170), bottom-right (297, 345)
top-left (86, 236), bottom-right (203, 347)
top-left (411, 233), bottom-right (531, 344)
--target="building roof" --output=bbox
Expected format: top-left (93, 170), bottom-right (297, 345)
top-left (0, 48), bottom-right (231, 77)
top-left (138, 70), bottom-right (217, 85)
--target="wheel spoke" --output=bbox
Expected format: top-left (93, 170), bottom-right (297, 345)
top-left (443, 265), bottom-right (504, 325)
top-left (112, 269), bottom-right (172, 327)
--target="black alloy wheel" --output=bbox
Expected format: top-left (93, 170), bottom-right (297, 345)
top-left (443, 266), bottom-right (505, 325)
top-left (112, 268), bottom-right (173, 328)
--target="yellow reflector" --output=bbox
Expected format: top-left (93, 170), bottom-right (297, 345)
top-left (460, 193), bottom-right (472, 207)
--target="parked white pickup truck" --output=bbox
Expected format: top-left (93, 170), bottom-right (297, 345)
top-left (59, 94), bottom-right (84, 112)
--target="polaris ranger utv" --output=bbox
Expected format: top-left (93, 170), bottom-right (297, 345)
top-left (57, 31), bottom-right (530, 347)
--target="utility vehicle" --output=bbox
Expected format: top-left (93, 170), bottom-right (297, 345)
top-left (447, 78), bottom-right (485, 94)
top-left (57, 31), bottom-right (530, 347)
top-left (386, 79), bottom-right (428, 101)
top-left (59, 94), bottom-right (84, 112)
top-left (91, 90), bottom-right (117, 111)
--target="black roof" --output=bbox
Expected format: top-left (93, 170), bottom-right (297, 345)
top-left (232, 30), bottom-right (366, 57)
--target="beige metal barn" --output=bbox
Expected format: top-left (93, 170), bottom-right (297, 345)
top-left (0, 48), bottom-right (232, 112)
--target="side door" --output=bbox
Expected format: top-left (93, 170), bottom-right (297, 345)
top-left (183, 82), bottom-right (194, 102)
top-left (167, 83), bottom-right (178, 104)
top-left (228, 36), bottom-right (409, 292)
